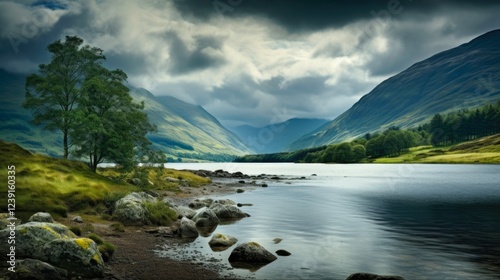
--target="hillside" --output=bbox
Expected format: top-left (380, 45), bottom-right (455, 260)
top-left (0, 140), bottom-right (211, 220)
top-left (0, 70), bottom-right (252, 161)
top-left (230, 118), bottom-right (329, 153)
top-left (129, 87), bottom-right (252, 161)
top-left (372, 134), bottom-right (500, 164)
top-left (287, 29), bottom-right (500, 151)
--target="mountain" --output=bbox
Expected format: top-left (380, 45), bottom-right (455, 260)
top-left (0, 70), bottom-right (251, 161)
top-left (130, 89), bottom-right (252, 160)
top-left (286, 29), bottom-right (500, 151)
top-left (230, 118), bottom-right (329, 153)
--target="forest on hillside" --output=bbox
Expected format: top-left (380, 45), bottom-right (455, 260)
top-left (234, 101), bottom-right (500, 163)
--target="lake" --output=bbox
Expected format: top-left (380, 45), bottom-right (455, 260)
top-left (158, 163), bottom-right (500, 280)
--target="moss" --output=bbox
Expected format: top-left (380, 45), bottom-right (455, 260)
top-left (98, 242), bottom-right (116, 262)
top-left (87, 233), bottom-right (104, 245)
top-left (74, 238), bottom-right (94, 251)
top-left (40, 225), bottom-right (62, 239)
top-left (143, 201), bottom-right (177, 226)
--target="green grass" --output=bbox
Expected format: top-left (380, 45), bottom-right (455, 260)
top-left (372, 134), bottom-right (500, 164)
top-left (0, 141), bottom-right (212, 222)
top-left (0, 141), bottom-right (138, 220)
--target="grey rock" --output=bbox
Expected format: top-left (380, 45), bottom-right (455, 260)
top-left (192, 208), bottom-right (219, 229)
top-left (213, 199), bottom-right (236, 205)
top-left (29, 212), bottom-right (54, 223)
top-left (165, 176), bottom-right (180, 182)
top-left (180, 217), bottom-right (198, 238)
top-left (228, 242), bottom-right (277, 264)
top-left (0, 222), bottom-right (104, 278)
top-left (209, 203), bottom-right (249, 220)
top-left (188, 198), bottom-right (213, 209)
top-left (209, 233), bottom-right (238, 249)
top-left (173, 206), bottom-right (197, 219)
top-left (276, 249), bottom-right (291, 256)
top-left (72, 216), bottom-right (83, 223)
top-left (13, 258), bottom-right (68, 280)
top-left (129, 178), bottom-right (142, 186)
top-left (113, 192), bottom-right (157, 225)
top-left (345, 273), bottom-right (406, 280)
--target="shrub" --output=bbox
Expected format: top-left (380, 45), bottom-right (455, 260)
top-left (143, 202), bottom-right (177, 226)
top-left (87, 233), bottom-right (104, 245)
top-left (110, 222), bottom-right (125, 232)
top-left (98, 242), bottom-right (116, 262)
top-left (69, 226), bottom-right (82, 236)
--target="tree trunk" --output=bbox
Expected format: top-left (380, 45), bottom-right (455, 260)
top-left (63, 130), bottom-right (68, 159)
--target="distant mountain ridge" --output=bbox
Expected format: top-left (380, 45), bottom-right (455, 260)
top-left (231, 118), bottom-right (329, 153)
top-left (0, 70), bottom-right (251, 161)
top-left (286, 29), bottom-right (500, 151)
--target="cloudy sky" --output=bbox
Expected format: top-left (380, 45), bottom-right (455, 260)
top-left (1, 0), bottom-right (500, 127)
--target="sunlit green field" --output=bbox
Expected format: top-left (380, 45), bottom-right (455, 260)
top-left (372, 134), bottom-right (500, 164)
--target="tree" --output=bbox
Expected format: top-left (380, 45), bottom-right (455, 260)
top-left (70, 66), bottom-right (156, 172)
top-left (24, 36), bottom-right (105, 158)
top-left (352, 144), bottom-right (366, 162)
top-left (366, 135), bottom-right (385, 158)
top-left (430, 113), bottom-right (445, 146)
top-left (334, 142), bottom-right (353, 163)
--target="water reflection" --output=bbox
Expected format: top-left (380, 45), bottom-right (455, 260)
top-left (360, 198), bottom-right (500, 278)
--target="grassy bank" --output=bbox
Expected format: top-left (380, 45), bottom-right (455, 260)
top-left (0, 140), bottom-right (210, 221)
top-left (371, 134), bottom-right (500, 163)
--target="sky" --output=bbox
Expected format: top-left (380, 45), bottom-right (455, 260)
top-left (1, 0), bottom-right (499, 128)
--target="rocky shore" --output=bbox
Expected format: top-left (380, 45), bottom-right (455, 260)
top-left (1, 169), bottom-right (405, 280)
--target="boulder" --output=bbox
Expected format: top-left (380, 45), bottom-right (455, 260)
top-left (276, 249), bottom-right (291, 256)
top-left (12, 259), bottom-right (68, 280)
top-left (0, 213), bottom-right (13, 228)
top-left (179, 217), bottom-right (198, 238)
top-left (165, 176), bottom-right (180, 182)
top-left (173, 206), bottom-right (197, 219)
top-left (192, 208), bottom-right (219, 229)
top-left (345, 273), bottom-right (406, 280)
top-left (29, 212), bottom-right (54, 223)
top-left (72, 216), bottom-right (84, 223)
top-left (209, 233), bottom-right (238, 250)
top-left (213, 199), bottom-right (236, 205)
top-left (0, 222), bottom-right (104, 278)
top-left (129, 178), bottom-right (142, 186)
top-left (188, 198), bottom-right (213, 209)
top-left (228, 242), bottom-right (277, 264)
top-left (209, 203), bottom-right (250, 220)
top-left (113, 192), bottom-right (157, 225)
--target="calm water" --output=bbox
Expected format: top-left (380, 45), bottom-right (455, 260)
top-left (159, 163), bottom-right (500, 280)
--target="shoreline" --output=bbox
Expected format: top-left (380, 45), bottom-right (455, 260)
top-left (85, 171), bottom-right (268, 280)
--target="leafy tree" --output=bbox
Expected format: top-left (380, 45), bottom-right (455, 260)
top-left (334, 142), bottom-right (353, 163)
top-left (383, 131), bottom-right (401, 157)
top-left (430, 113), bottom-right (445, 146)
top-left (352, 144), bottom-right (366, 162)
top-left (24, 36), bottom-right (105, 158)
top-left (366, 135), bottom-right (385, 158)
top-left (70, 66), bottom-right (156, 172)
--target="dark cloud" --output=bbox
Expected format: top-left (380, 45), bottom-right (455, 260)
top-left (172, 0), bottom-right (500, 32)
top-left (1, 0), bottom-right (500, 128)
top-left (165, 32), bottom-right (226, 75)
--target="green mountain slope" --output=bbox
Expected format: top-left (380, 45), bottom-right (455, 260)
top-left (130, 88), bottom-right (252, 160)
top-left (286, 29), bottom-right (500, 151)
top-left (0, 70), bottom-right (251, 161)
top-left (230, 118), bottom-right (329, 153)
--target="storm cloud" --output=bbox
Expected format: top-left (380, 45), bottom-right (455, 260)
top-left (1, 0), bottom-right (499, 127)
